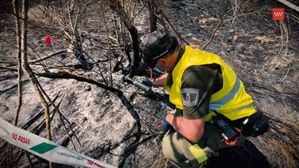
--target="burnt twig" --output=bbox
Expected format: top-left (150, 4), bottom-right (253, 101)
top-left (158, 11), bottom-right (190, 45)
top-left (200, 16), bottom-right (224, 50)
top-left (29, 49), bottom-right (67, 64)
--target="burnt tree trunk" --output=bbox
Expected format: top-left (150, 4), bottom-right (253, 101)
top-left (148, 0), bottom-right (157, 32)
top-left (69, 0), bottom-right (91, 70)
top-left (13, 0), bottom-right (22, 126)
top-left (20, 0), bottom-right (52, 142)
top-left (109, 0), bottom-right (140, 77)
top-left (73, 30), bottom-right (92, 70)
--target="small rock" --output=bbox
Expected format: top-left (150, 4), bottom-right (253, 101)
top-left (185, 33), bottom-right (192, 38)
top-left (84, 85), bottom-right (91, 91)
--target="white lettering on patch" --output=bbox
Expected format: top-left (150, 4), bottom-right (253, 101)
top-left (181, 88), bottom-right (199, 107)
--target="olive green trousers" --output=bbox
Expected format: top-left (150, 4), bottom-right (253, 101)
top-left (162, 123), bottom-right (245, 168)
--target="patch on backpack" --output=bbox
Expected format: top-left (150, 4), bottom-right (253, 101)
top-left (181, 88), bottom-right (199, 107)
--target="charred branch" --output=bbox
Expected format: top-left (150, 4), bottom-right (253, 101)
top-left (36, 70), bottom-right (141, 129)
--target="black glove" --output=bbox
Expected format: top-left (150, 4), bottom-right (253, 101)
top-left (241, 112), bottom-right (269, 137)
top-left (141, 78), bottom-right (153, 87)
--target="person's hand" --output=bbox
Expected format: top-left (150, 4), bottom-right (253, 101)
top-left (141, 78), bottom-right (153, 87)
top-left (141, 74), bottom-right (168, 88)
top-left (151, 73), bottom-right (168, 87)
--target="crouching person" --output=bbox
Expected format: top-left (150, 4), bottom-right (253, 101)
top-left (139, 30), bottom-right (270, 167)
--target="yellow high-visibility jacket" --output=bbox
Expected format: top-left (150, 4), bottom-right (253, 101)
top-left (166, 46), bottom-right (256, 121)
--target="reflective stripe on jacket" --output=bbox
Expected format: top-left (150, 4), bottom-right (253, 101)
top-left (166, 46), bottom-right (256, 121)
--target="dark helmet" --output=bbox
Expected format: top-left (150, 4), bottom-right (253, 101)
top-left (139, 30), bottom-right (179, 68)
